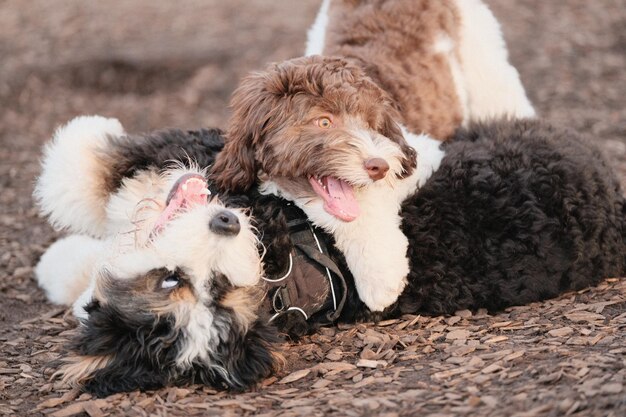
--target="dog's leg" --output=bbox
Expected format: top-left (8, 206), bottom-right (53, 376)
top-left (342, 130), bottom-right (444, 311)
top-left (333, 186), bottom-right (410, 311)
top-left (452, 0), bottom-right (536, 121)
top-left (35, 234), bottom-right (107, 308)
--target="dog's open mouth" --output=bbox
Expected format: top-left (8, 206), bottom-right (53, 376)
top-left (308, 175), bottom-right (360, 222)
top-left (152, 174), bottom-right (211, 234)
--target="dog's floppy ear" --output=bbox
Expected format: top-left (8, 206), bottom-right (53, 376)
top-left (380, 107), bottom-right (417, 178)
top-left (221, 319), bottom-right (284, 389)
top-left (189, 317), bottom-right (283, 391)
top-left (53, 300), bottom-right (175, 397)
top-left (212, 72), bottom-right (277, 193)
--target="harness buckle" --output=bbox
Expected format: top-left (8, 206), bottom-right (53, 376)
top-left (271, 286), bottom-right (291, 313)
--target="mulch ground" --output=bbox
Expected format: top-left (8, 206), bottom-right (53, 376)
top-left (1, 1), bottom-right (624, 416)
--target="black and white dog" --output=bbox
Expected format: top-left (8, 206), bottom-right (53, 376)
top-left (34, 116), bottom-right (282, 396)
top-left (34, 116), bottom-right (625, 395)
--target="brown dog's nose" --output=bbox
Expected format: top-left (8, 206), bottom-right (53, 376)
top-left (364, 158), bottom-right (390, 181)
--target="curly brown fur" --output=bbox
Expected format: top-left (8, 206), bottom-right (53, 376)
top-left (324, 0), bottom-right (463, 138)
top-left (211, 55), bottom-right (416, 192)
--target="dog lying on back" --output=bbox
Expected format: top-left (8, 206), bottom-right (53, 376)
top-left (34, 117), bottom-right (281, 396)
top-left (212, 0), bottom-right (537, 311)
top-left (35, 116), bottom-right (625, 394)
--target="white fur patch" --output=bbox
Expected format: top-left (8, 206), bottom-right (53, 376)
top-left (175, 302), bottom-right (220, 368)
top-left (35, 235), bottom-right (107, 306)
top-left (434, 32), bottom-right (470, 125)
top-left (34, 115), bottom-right (125, 238)
top-left (452, 0), bottom-right (536, 120)
top-left (396, 125), bottom-right (446, 199)
top-left (73, 281), bottom-right (96, 320)
top-left (305, 0), bottom-right (331, 56)
top-left (151, 205), bottom-right (262, 288)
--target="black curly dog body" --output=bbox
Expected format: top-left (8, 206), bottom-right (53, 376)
top-left (255, 119), bottom-right (626, 335)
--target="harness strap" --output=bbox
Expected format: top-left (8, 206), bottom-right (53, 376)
top-left (262, 201), bottom-right (347, 325)
top-left (294, 243), bottom-right (347, 322)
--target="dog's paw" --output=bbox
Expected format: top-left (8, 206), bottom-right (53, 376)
top-left (35, 234), bottom-right (106, 306)
top-left (356, 274), bottom-right (407, 312)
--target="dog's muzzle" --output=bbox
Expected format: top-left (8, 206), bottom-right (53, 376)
top-left (209, 210), bottom-right (241, 236)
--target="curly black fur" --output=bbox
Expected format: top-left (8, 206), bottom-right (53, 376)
top-left (102, 128), bottom-right (224, 194)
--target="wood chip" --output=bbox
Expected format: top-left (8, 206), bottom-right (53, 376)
top-left (356, 359), bottom-right (383, 369)
top-left (446, 329), bottom-right (471, 340)
top-left (49, 401), bottom-right (107, 417)
top-left (485, 335), bottom-right (509, 344)
top-left (481, 364), bottom-right (503, 374)
top-left (279, 369), bottom-right (311, 384)
top-left (313, 362), bottom-right (357, 372)
top-left (455, 310), bottom-right (472, 318)
top-left (82, 401), bottom-right (105, 417)
top-left (503, 351), bottom-right (525, 361)
top-left (311, 378), bottom-right (332, 389)
top-left (490, 321), bottom-right (513, 328)
top-left (481, 395), bottom-right (498, 408)
top-left (548, 327), bottom-right (574, 337)
top-left (601, 383), bottom-right (623, 394)
top-left (37, 389), bottom-right (80, 410)
top-left (564, 311), bottom-right (606, 323)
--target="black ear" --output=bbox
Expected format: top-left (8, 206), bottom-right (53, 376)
top-left (80, 357), bottom-right (169, 397)
top-left (61, 301), bottom-right (179, 397)
top-left (226, 319), bottom-right (282, 389)
top-left (194, 317), bottom-right (282, 390)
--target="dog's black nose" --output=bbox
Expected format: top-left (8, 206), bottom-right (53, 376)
top-left (209, 210), bottom-right (241, 236)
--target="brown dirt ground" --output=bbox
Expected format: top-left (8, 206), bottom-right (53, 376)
top-left (1, 1), bottom-right (625, 416)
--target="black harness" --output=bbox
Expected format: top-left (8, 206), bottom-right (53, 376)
top-left (261, 202), bottom-right (348, 325)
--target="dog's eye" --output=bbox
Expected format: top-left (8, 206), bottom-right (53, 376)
top-left (161, 274), bottom-right (180, 289)
top-left (316, 117), bottom-right (333, 129)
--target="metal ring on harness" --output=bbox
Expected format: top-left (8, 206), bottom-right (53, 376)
top-left (261, 253), bottom-right (293, 283)
top-left (272, 286), bottom-right (286, 313)
top-left (268, 307), bottom-right (308, 323)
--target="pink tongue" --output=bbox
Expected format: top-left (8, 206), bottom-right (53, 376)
top-left (322, 177), bottom-right (360, 222)
top-left (152, 177), bottom-right (209, 234)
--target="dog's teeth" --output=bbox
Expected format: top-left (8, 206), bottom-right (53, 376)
top-left (200, 189), bottom-right (211, 195)
top-left (182, 183), bottom-right (188, 191)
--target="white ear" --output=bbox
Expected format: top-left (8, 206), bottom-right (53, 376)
top-left (34, 115), bottom-right (125, 237)
top-left (35, 234), bottom-right (107, 307)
